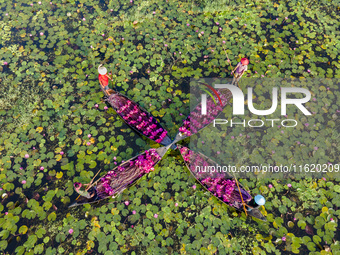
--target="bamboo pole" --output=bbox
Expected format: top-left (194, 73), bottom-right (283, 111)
top-left (222, 45), bottom-right (241, 89)
top-left (232, 172), bottom-right (248, 216)
top-left (75, 168), bottom-right (102, 200)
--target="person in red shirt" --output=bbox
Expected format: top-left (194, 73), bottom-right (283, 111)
top-left (98, 64), bottom-right (113, 95)
top-left (231, 58), bottom-right (249, 86)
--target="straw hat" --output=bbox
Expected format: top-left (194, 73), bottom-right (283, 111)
top-left (240, 58), bottom-right (249, 65)
top-left (98, 64), bottom-right (107, 75)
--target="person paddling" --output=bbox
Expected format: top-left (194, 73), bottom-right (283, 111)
top-left (246, 194), bottom-right (266, 211)
top-left (98, 64), bottom-right (114, 95)
top-left (231, 58), bottom-right (249, 86)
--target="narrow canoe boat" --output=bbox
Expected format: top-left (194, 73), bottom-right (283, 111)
top-left (101, 86), bottom-right (173, 147)
top-left (69, 145), bottom-right (171, 208)
top-left (172, 86), bottom-right (232, 144)
top-left (177, 145), bottom-right (266, 221)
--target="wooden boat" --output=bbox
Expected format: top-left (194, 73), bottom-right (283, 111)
top-left (69, 145), bottom-right (171, 208)
top-left (101, 85), bottom-right (173, 147)
top-left (177, 145), bottom-right (266, 221)
top-left (172, 85), bottom-right (232, 144)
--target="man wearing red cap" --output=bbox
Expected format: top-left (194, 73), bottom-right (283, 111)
top-left (231, 58), bottom-right (249, 85)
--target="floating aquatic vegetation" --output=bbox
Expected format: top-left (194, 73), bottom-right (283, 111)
top-left (0, 21), bottom-right (12, 44)
top-left (0, 0), bottom-right (339, 254)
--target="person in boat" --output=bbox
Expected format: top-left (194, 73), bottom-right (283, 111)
top-left (246, 194), bottom-right (265, 211)
top-left (98, 64), bottom-right (114, 95)
top-left (231, 58), bottom-right (249, 85)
